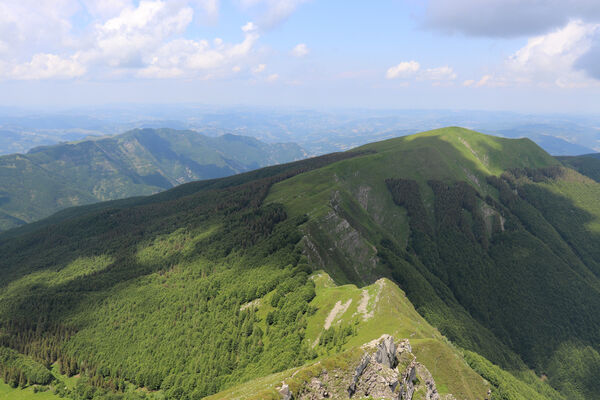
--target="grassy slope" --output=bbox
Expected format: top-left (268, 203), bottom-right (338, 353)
top-left (0, 382), bottom-right (61, 400)
top-left (208, 271), bottom-right (563, 400)
top-left (208, 271), bottom-right (490, 400)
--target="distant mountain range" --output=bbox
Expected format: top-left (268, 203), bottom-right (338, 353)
top-left (2, 107), bottom-right (599, 156)
top-left (0, 128), bottom-right (306, 230)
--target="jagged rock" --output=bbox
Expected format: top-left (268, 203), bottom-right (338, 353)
top-left (279, 382), bottom-right (292, 400)
top-left (295, 335), bottom-right (448, 400)
top-left (374, 334), bottom-right (397, 369)
top-left (347, 355), bottom-right (370, 397)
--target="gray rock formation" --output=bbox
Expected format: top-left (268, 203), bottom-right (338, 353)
top-left (287, 335), bottom-right (450, 400)
top-left (279, 382), bottom-right (292, 400)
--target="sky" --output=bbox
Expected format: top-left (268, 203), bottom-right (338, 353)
top-left (1, 0), bottom-right (600, 113)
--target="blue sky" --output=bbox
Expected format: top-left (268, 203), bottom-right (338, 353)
top-left (1, 0), bottom-right (600, 112)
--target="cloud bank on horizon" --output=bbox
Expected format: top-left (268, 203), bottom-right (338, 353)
top-left (0, 0), bottom-right (599, 110)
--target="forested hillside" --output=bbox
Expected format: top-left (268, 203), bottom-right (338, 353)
top-left (0, 128), bottom-right (599, 399)
top-left (557, 153), bottom-right (600, 182)
top-left (0, 128), bottom-right (306, 231)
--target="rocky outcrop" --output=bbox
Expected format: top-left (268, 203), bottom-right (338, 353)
top-left (288, 335), bottom-right (452, 400)
top-left (279, 383), bottom-right (292, 400)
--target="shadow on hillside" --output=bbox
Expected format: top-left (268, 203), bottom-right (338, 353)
top-left (0, 150), bottom-right (367, 321)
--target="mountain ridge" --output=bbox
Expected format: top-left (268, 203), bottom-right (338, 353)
top-left (0, 128), bottom-right (306, 231)
top-left (0, 127), bottom-right (598, 400)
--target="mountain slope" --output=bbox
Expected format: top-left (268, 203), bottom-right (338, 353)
top-left (0, 128), bottom-right (306, 231)
top-left (0, 127), bottom-right (598, 399)
top-left (267, 127), bottom-right (600, 397)
top-left (557, 153), bottom-right (600, 182)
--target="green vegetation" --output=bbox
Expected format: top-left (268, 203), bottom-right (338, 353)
top-left (267, 127), bottom-right (600, 398)
top-left (0, 151), bottom-right (361, 399)
top-left (0, 347), bottom-right (53, 388)
top-left (0, 127), bottom-right (599, 399)
top-left (0, 380), bottom-right (62, 400)
top-left (465, 351), bottom-right (563, 400)
top-left (558, 153), bottom-right (600, 182)
top-left (0, 128), bottom-right (305, 231)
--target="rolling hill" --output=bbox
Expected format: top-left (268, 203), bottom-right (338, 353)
top-left (0, 127), bottom-right (599, 399)
top-left (0, 128), bottom-right (306, 231)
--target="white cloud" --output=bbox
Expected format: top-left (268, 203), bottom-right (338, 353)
top-left (463, 75), bottom-right (492, 87)
top-left (266, 73), bottom-right (279, 82)
top-left (466, 20), bottom-right (600, 88)
top-left (386, 61), bottom-right (456, 82)
top-left (291, 43), bottom-right (309, 57)
top-left (421, 66), bottom-right (457, 80)
top-left (459, 20), bottom-right (600, 89)
top-left (85, 0), bottom-right (194, 68)
top-left (0, 0), bottom-right (262, 81)
top-left (137, 65), bottom-right (183, 78)
top-left (10, 53), bottom-right (86, 80)
top-left (386, 61), bottom-right (421, 79)
top-left (137, 22), bottom-right (260, 78)
top-left (0, 0), bottom-right (77, 58)
top-left (239, 0), bottom-right (311, 28)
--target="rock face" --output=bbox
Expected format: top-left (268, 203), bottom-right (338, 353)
top-left (279, 383), bottom-right (292, 400)
top-left (291, 335), bottom-right (451, 400)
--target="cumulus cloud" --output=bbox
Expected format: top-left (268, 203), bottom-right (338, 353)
top-left (463, 20), bottom-right (600, 88)
top-left (266, 73), bottom-right (279, 82)
top-left (85, 1), bottom-right (194, 69)
top-left (0, 0), bottom-right (77, 58)
top-left (0, 0), bottom-right (262, 81)
top-left (291, 43), bottom-right (309, 57)
top-left (424, 0), bottom-right (600, 37)
top-left (386, 61), bottom-right (421, 79)
top-left (507, 20), bottom-right (599, 87)
top-left (239, 0), bottom-right (311, 28)
top-left (421, 66), bottom-right (457, 80)
top-left (463, 75), bottom-right (492, 88)
top-left (137, 21), bottom-right (260, 78)
top-left (10, 54), bottom-right (86, 80)
top-left (386, 61), bottom-right (456, 82)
